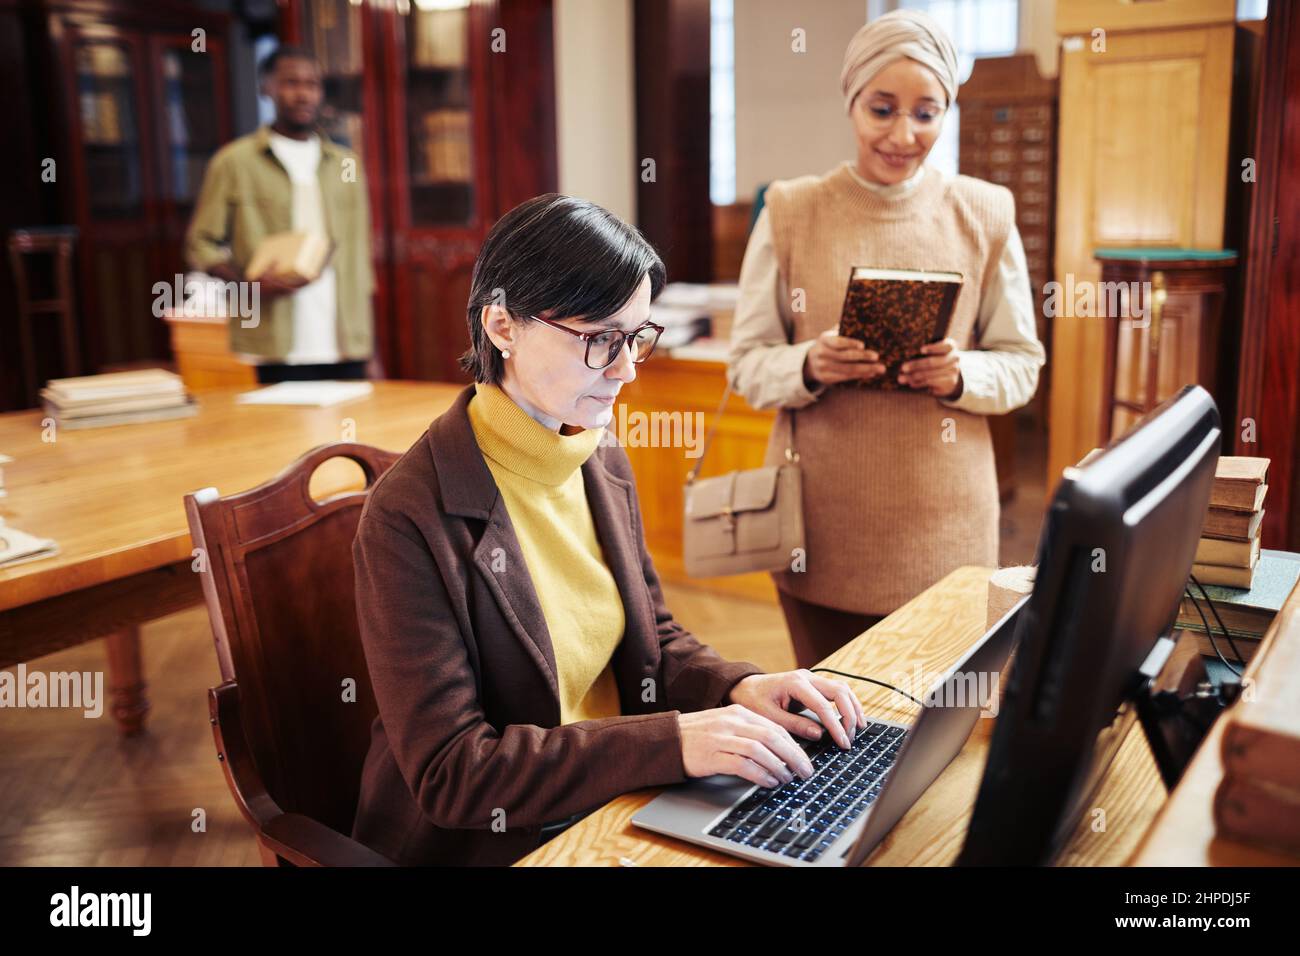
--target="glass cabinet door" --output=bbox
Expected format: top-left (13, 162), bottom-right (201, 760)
top-left (158, 43), bottom-right (222, 214)
top-left (402, 1), bottom-right (475, 227)
top-left (299, 0), bottom-right (367, 152)
top-left (74, 39), bottom-right (145, 220)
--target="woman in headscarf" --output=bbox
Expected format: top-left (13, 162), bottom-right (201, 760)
top-left (727, 9), bottom-right (1046, 668)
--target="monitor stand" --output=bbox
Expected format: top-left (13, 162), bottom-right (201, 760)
top-left (1133, 629), bottom-right (1242, 790)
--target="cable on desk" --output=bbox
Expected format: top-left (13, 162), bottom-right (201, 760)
top-left (809, 667), bottom-right (924, 708)
top-left (1189, 574), bottom-right (1248, 669)
top-left (1183, 580), bottom-right (1244, 678)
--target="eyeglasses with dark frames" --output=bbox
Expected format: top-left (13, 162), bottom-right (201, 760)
top-left (527, 314), bottom-right (665, 370)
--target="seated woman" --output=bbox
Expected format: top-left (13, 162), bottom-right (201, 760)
top-left (350, 194), bottom-right (866, 866)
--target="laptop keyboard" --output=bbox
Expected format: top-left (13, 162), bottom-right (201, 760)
top-left (705, 720), bottom-right (907, 863)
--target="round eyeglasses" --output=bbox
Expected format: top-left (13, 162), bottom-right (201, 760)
top-left (861, 102), bottom-right (946, 130)
top-left (527, 314), bottom-right (665, 370)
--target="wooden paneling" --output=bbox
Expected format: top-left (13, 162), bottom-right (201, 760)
top-left (1056, 0), bottom-right (1235, 35)
top-left (1048, 22), bottom-right (1234, 487)
top-left (1236, 1), bottom-right (1300, 552)
top-left (403, 251), bottom-right (476, 382)
top-left (711, 201), bottom-right (753, 283)
top-left (634, 0), bottom-right (713, 283)
top-left (619, 355), bottom-right (777, 602)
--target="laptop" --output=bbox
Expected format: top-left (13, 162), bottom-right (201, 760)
top-left (632, 596), bottom-right (1026, 866)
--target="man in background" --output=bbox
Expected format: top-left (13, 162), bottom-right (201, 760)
top-left (185, 46), bottom-right (375, 383)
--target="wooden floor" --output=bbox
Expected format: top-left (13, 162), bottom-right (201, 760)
top-left (0, 420), bottom-right (1046, 866)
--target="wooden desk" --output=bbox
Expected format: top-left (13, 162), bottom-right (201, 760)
top-left (1130, 573), bottom-right (1300, 866)
top-left (516, 565), bottom-right (1168, 866)
top-left (0, 381), bottom-right (462, 735)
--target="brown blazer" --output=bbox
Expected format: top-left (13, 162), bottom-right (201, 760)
top-left (349, 385), bottom-right (765, 865)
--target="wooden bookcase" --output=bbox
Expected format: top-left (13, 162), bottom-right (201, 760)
top-left (41, 0), bottom-right (234, 372)
top-left (279, 0), bottom-right (558, 382)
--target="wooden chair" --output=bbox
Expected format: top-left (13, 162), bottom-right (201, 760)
top-left (184, 442), bottom-right (402, 866)
top-left (8, 226), bottom-right (81, 406)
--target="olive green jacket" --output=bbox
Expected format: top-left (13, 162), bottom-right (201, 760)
top-left (183, 125), bottom-right (375, 360)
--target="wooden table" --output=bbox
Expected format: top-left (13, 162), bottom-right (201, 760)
top-left (517, 565), bottom-right (1169, 867)
top-left (0, 381), bottom-right (463, 735)
top-left (1130, 571), bottom-right (1300, 866)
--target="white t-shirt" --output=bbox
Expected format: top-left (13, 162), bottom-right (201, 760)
top-left (266, 131), bottom-right (340, 364)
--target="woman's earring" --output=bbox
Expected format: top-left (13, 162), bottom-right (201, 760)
top-left (501, 348), bottom-right (511, 359)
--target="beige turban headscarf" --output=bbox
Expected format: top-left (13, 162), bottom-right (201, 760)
top-left (840, 9), bottom-right (960, 115)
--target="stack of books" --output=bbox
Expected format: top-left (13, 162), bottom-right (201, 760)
top-left (1192, 457), bottom-right (1269, 589)
top-left (411, 6), bottom-right (469, 69)
top-left (1177, 551), bottom-right (1300, 663)
top-left (417, 109), bottom-right (473, 184)
top-left (1213, 585), bottom-right (1300, 856)
top-left (41, 369), bottom-right (197, 430)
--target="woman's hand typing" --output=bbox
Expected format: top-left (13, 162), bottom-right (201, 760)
top-left (677, 704), bottom-right (817, 789)
top-left (676, 670), bottom-right (866, 788)
top-left (728, 670), bottom-right (864, 750)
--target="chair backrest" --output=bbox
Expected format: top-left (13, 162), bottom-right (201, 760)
top-left (185, 442), bottom-right (401, 836)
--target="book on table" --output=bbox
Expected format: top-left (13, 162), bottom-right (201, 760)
top-left (1179, 550), bottom-right (1300, 638)
top-left (1195, 534), bottom-right (1261, 569)
top-left (40, 368), bottom-right (196, 429)
top-left (1203, 507), bottom-right (1264, 540)
top-left (1208, 457), bottom-right (1268, 512)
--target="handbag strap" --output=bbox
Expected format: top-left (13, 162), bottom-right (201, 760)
top-left (688, 380), bottom-right (798, 484)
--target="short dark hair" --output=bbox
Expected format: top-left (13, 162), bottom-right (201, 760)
top-left (258, 45), bottom-right (319, 80)
top-left (461, 194), bottom-right (667, 384)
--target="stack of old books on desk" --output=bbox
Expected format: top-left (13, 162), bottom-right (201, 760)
top-left (1176, 457), bottom-right (1300, 663)
top-left (1213, 576), bottom-right (1300, 857)
top-left (40, 369), bottom-right (196, 429)
top-left (1193, 456), bottom-right (1268, 588)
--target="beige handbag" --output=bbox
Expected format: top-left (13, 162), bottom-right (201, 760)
top-left (682, 382), bottom-right (804, 577)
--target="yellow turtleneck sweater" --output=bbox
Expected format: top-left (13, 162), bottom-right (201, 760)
top-left (467, 382), bottom-right (624, 724)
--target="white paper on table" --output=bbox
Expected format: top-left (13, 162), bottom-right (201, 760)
top-left (236, 381), bottom-right (374, 408)
top-left (0, 520), bottom-right (59, 568)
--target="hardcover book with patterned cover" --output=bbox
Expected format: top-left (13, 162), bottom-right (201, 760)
top-left (837, 267), bottom-right (962, 390)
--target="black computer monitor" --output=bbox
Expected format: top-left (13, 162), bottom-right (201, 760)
top-left (957, 384), bottom-right (1221, 866)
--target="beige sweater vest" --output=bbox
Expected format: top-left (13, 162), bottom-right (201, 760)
top-left (764, 162), bottom-right (1014, 614)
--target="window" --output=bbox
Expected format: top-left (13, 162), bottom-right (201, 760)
top-left (710, 0), bottom-right (736, 205)
top-left (891, 0), bottom-right (1020, 176)
top-left (711, 0), bottom-right (1020, 201)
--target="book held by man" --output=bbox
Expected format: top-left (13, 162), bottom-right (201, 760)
top-left (245, 231), bottom-right (334, 285)
top-left (836, 267), bottom-right (962, 390)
